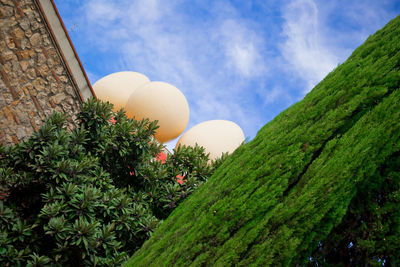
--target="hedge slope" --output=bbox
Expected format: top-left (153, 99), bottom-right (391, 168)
top-left (128, 15), bottom-right (400, 266)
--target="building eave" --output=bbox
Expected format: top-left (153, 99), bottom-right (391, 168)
top-left (35, 0), bottom-right (96, 101)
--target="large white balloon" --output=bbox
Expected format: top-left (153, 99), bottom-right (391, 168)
top-left (93, 71), bottom-right (150, 112)
top-left (176, 120), bottom-right (245, 160)
top-left (125, 81), bottom-right (189, 143)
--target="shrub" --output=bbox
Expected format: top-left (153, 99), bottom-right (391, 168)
top-left (0, 98), bottom-right (225, 266)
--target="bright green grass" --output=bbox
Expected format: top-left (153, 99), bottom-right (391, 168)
top-left (127, 15), bottom-right (400, 266)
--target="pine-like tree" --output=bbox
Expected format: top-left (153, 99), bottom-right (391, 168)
top-left (127, 15), bottom-right (400, 266)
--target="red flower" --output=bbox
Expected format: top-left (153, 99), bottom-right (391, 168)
top-left (155, 152), bottom-right (167, 164)
top-left (109, 116), bottom-right (117, 124)
top-left (176, 174), bottom-right (185, 185)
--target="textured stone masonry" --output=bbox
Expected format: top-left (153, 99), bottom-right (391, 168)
top-left (0, 0), bottom-right (83, 145)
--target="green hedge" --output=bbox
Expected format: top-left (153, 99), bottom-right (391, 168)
top-left (127, 14), bottom-right (400, 266)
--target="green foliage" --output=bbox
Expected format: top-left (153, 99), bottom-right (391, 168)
top-left (309, 153), bottom-right (400, 265)
top-left (127, 15), bottom-right (400, 266)
top-left (0, 98), bottom-right (224, 266)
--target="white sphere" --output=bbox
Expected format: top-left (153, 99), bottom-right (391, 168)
top-left (176, 120), bottom-right (245, 160)
top-left (125, 81), bottom-right (190, 143)
top-left (93, 71), bottom-right (150, 112)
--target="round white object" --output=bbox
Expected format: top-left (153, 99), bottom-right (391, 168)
top-left (125, 81), bottom-right (190, 143)
top-left (176, 120), bottom-right (245, 160)
top-left (93, 71), bottom-right (150, 112)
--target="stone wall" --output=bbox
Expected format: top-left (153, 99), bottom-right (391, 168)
top-left (0, 0), bottom-right (83, 146)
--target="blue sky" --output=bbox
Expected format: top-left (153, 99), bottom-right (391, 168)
top-left (54, 0), bottom-right (400, 149)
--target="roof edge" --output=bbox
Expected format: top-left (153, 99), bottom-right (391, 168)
top-left (35, 0), bottom-right (96, 101)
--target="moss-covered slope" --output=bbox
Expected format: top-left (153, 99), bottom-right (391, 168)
top-left (127, 15), bottom-right (400, 266)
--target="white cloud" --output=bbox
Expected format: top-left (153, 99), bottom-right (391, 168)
top-left (280, 0), bottom-right (339, 93)
top-left (262, 87), bottom-right (284, 105)
top-left (216, 19), bottom-right (267, 78)
top-left (85, 1), bottom-right (119, 25)
top-left (229, 44), bottom-right (257, 76)
top-left (128, 0), bottom-right (162, 24)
